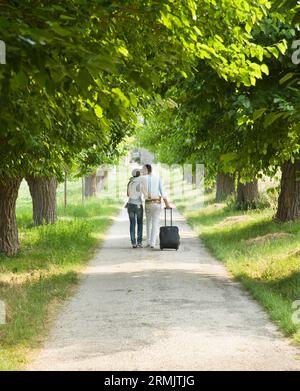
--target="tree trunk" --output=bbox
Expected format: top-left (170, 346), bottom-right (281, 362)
top-left (0, 177), bottom-right (22, 256)
top-left (26, 176), bottom-right (57, 226)
top-left (236, 177), bottom-right (259, 209)
top-left (64, 169), bottom-right (67, 209)
top-left (215, 173), bottom-right (235, 202)
top-left (84, 174), bottom-right (97, 197)
top-left (276, 160), bottom-right (300, 222)
top-left (84, 174), bottom-right (104, 197)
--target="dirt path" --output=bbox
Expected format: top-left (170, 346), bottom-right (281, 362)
top-left (29, 207), bottom-right (300, 370)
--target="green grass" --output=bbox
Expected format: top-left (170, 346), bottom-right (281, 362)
top-left (0, 180), bottom-right (122, 370)
top-left (176, 194), bottom-right (300, 345)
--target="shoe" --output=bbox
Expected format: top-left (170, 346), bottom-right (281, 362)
top-left (145, 244), bottom-right (151, 248)
top-left (150, 246), bottom-right (155, 249)
top-left (132, 244), bottom-right (137, 248)
top-left (137, 243), bottom-right (143, 248)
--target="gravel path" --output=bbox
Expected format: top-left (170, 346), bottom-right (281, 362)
top-left (29, 207), bottom-right (300, 370)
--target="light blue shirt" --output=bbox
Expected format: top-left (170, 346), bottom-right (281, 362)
top-left (141, 174), bottom-right (166, 199)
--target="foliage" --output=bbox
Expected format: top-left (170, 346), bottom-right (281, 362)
top-left (0, 0), bottom-right (285, 178)
top-left (137, 4), bottom-right (300, 187)
top-left (225, 193), bottom-right (271, 211)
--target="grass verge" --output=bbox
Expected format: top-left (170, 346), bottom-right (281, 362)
top-left (0, 181), bottom-right (122, 370)
top-left (176, 194), bottom-right (300, 346)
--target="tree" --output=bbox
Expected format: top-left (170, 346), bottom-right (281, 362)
top-left (187, 9), bottom-right (300, 219)
top-left (0, 0), bottom-right (287, 254)
top-left (0, 177), bottom-right (22, 256)
top-left (216, 174), bottom-right (236, 202)
top-left (0, 0), bottom-right (178, 252)
top-left (137, 8), bottom-right (300, 218)
top-left (219, 14), bottom-right (300, 219)
top-left (276, 160), bottom-right (300, 221)
top-left (26, 176), bottom-right (58, 226)
top-left (236, 178), bottom-right (259, 209)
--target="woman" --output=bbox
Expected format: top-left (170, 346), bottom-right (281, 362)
top-left (126, 168), bottom-right (143, 248)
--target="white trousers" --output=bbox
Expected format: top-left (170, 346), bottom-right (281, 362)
top-left (145, 203), bottom-right (162, 246)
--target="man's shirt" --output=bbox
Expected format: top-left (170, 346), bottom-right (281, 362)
top-left (140, 174), bottom-right (167, 199)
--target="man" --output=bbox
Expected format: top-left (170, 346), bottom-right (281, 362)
top-left (140, 164), bottom-right (171, 249)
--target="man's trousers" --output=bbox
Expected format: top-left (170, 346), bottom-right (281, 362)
top-left (145, 203), bottom-right (162, 247)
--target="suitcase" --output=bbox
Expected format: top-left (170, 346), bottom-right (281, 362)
top-left (159, 207), bottom-right (180, 250)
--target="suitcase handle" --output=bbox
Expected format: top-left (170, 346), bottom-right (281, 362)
top-left (164, 207), bottom-right (173, 226)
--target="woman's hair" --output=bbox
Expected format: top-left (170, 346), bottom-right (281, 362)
top-left (131, 168), bottom-right (140, 177)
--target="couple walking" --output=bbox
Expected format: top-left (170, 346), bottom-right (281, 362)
top-left (126, 164), bottom-right (171, 249)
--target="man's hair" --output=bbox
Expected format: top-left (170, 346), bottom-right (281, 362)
top-left (144, 164), bottom-right (152, 174)
top-left (135, 170), bottom-right (140, 177)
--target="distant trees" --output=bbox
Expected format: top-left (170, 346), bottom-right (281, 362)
top-left (26, 176), bottom-right (58, 226)
top-left (216, 174), bottom-right (235, 202)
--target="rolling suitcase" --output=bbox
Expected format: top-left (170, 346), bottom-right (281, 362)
top-left (159, 207), bottom-right (180, 250)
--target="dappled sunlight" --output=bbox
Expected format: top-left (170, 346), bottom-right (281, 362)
top-left (200, 214), bottom-right (281, 238)
top-left (177, 194), bottom-right (300, 347)
top-left (59, 214), bottom-right (115, 222)
top-left (235, 270), bottom-right (300, 334)
top-left (84, 261), bottom-right (229, 279)
top-left (245, 232), bottom-right (294, 245)
top-left (0, 186), bottom-right (121, 368)
top-left (0, 271), bottom-right (79, 350)
top-left (217, 215), bottom-right (254, 227)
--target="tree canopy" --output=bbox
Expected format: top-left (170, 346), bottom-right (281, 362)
top-left (1, 0), bottom-right (300, 255)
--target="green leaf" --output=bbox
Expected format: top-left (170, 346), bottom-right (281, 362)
top-left (264, 112), bottom-right (285, 128)
top-left (10, 71), bottom-right (27, 90)
top-left (59, 15), bottom-right (76, 21)
top-left (117, 47), bottom-right (129, 57)
top-left (277, 41), bottom-right (287, 55)
top-left (94, 105), bottom-right (103, 118)
top-left (129, 93), bottom-right (138, 107)
top-left (253, 108), bottom-right (266, 121)
top-left (87, 54), bottom-right (117, 74)
top-left (261, 64), bottom-right (269, 75)
top-left (160, 11), bottom-right (173, 30)
top-left (220, 152), bottom-right (238, 162)
top-left (267, 46), bottom-right (279, 58)
top-left (245, 23), bottom-right (252, 34)
top-left (279, 72), bottom-right (294, 85)
top-left (77, 68), bottom-right (93, 90)
top-left (112, 88), bottom-right (130, 108)
top-left (48, 22), bottom-right (71, 37)
top-left (250, 76), bottom-right (256, 86)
